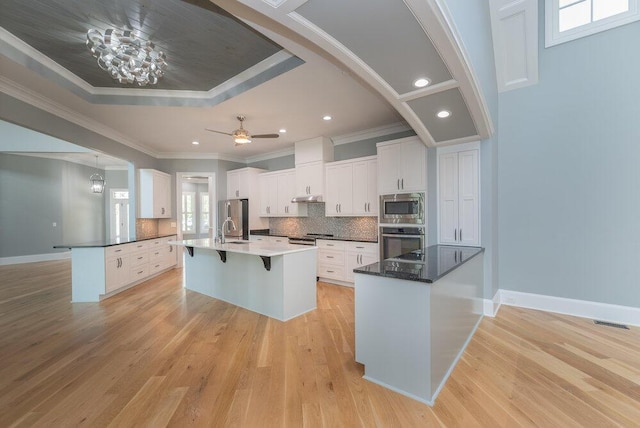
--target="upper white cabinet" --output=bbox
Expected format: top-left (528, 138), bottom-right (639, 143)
top-left (296, 161), bottom-right (325, 197)
top-left (139, 169), bottom-right (171, 218)
top-left (352, 158), bottom-right (378, 216)
top-left (294, 137), bottom-right (333, 199)
top-left (325, 163), bottom-right (354, 216)
top-left (377, 137), bottom-right (427, 194)
top-left (325, 156), bottom-right (377, 217)
top-left (226, 167), bottom-right (269, 230)
top-left (259, 169), bottom-right (307, 217)
top-left (438, 143), bottom-right (480, 247)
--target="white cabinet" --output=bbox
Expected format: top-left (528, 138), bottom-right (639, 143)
top-left (139, 169), bottom-right (172, 218)
top-left (105, 253), bottom-right (130, 293)
top-left (317, 239), bottom-right (379, 286)
top-left (296, 161), bottom-right (325, 197)
top-left (325, 156), bottom-right (377, 217)
top-left (438, 145), bottom-right (479, 247)
top-left (377, 137), bottom-right (427, 194)
top-left (259, 169), bottom-right (307, 217)
top-left (325, 163), bottom-right (353, 216)
top-left (345, 242), bottom-right (379, 283)
top-left (226, 167), bottom-right (269, 230)
top-left (352, 159), bottom-right (378, 216)
top-left (227, 167), bottom-right (265, 199)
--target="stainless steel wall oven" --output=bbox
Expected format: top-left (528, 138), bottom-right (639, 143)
top-left (380, 226), bottom-right (425, 260)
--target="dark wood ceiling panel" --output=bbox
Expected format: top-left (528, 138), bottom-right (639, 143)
top-left (0, 0), bottom-right (287, 90)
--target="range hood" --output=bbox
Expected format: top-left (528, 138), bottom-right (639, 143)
top-left (291, 195), bottom-right (323, 203)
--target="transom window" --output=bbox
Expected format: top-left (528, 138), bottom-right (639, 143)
top-left (546, 0), bottom-right (639, 47)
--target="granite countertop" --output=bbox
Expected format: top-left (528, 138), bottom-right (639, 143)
top-left (251, 231), bottom-right (377, 243)
top-left (169, 238), bottom-right (317, 257)
top-left (354, 245), bottom-right (484, 283)
top-left (54, 234), bottom-right (177, 249)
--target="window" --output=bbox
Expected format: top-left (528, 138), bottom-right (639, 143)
top-left (546, 0), bottom-right (639, 47)
top-left (182, 192), bottom-right (195, 233)
top-left (200, 192), bottom-right (210, 234)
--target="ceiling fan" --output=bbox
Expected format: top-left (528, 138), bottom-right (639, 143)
top-left (206, 115), bottom-right (279, 146)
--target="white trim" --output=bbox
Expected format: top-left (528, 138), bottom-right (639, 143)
top-left (545, 0), bottom-right (640, 47)
top-left (245, 147), bottom-right (295, 163)
top-left (375, 135), bottom-right (423, 148)
top-left (482, 290), bottom-right (502, 317)
top-left (436, 140), bottom-right (481, 154)
top-left (397, 79), bottom-right (460, 103)
top-left (331, 122), bottom-right (412, 146)
top-left (155, 151), bottom-right (247, 163)
top-left (499, 290), bottom-right (640, 327)
top-left (0, 251), bottom-right (71, 266)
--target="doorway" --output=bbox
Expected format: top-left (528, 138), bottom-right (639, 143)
top-left (110, 189), bottom-right (129, 240)
top-left (176, 172), bottom-right (216, 267)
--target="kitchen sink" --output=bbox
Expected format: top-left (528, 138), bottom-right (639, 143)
top-left (226, 240), bottom-right (250, 244)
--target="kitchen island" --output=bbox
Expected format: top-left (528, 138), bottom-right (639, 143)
top-left (354, 245), bottom-right (484, 405)
top-left (170, 238), bottom-right (317, 321)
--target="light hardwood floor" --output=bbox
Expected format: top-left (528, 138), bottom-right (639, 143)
top-left (1, 260), bottom-right (639, 427)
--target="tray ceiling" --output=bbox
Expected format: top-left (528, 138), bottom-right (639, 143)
top-left (0, 0), bottom-right (296, 92)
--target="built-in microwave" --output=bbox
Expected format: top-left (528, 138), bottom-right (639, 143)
top-left (379, 193), bottom-right (424, 224)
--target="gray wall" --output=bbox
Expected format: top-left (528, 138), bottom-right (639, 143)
top-left (248, 155), bottom-right (295, 171)
top-left (0, 154), bottom-right (105, 257)
top-left (497, 6), bottom-right (640, 306)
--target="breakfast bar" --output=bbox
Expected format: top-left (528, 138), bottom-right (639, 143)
top-left (170, 238), bottom-right (317, 321)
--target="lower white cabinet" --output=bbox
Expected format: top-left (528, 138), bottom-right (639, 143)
top-left (317, 239), bottom-right (379, 286)
top-left (104, 235), bottom-right (177, 296)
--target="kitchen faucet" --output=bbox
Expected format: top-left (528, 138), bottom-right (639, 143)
top-left (219, 217), bottom-right (237, 244)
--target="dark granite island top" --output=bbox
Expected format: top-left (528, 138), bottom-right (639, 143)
top-left (353, 245), bottom-right (483, 283)
top-left (54, 234), bottom-right (177, 249)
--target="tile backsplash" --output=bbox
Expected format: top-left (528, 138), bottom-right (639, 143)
top-left (269, 203), bottom-right (378, 239)
top-left (136, 218), bottom-right (159, 239)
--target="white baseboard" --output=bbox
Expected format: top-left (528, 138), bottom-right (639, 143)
top-left (482, 290), bottom-right (502, 317)
top-left (499, 289), bottom-right (640, 327)
top-left (0, 251), bottom-right (71, 266)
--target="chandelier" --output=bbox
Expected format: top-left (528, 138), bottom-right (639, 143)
top-left (90, 155), bottom-right (106, 194)
top-left (86, 28), bottom-right (167, 86)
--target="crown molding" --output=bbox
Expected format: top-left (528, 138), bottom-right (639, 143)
top-left (331, 122), bottom-right (413, 146)
top-left (245, 147), bottom-right (295, 163)
top-left (155, 151), bottom-right (247, 163)
top-left (397, 79), bottom-right (459, 103)
top-left (0, 76), bottom-right (158, 157)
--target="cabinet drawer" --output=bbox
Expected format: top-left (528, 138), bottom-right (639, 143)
top-left (105, 245), bottom-right (131, 258)
top-left (318, 249), bottom-right (344, 266)
top-left (130, 250), bottom-right (149, 267)
top-left (345, 241), bottom-right (378, 255)
top-left (316, 240), bottom-right (345, 250)
top-left (149, 247), bottom-right (166, 261)
top-left (130, 241), bottom-right (150, 252)
top-left (149, 260), bottom-right (165, 274)
top-left (129, 264), bottom-right (149, 282)
top-left (317, 265), bottom-right (344, 280)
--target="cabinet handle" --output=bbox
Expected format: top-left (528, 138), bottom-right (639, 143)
top-left (358, 254), bottom-right (361, 264)
top-left (327, 256), bottom-right (334, 259)
top-left (460, 229), bottom-right (463, 241)
top-left (339, 203), bottom-right (341, 213)
top-left (455, 251), bottom-right (458, 262)
top-left (327, 270), bottom-right (334, 273)
top-left (327, 244), bottom-right (334, 247)
top-left (401, 178), bottom-right (404, 189)
top-left (138, 256), bottom-right (143, 260)
top-left (336, 204), bottom-right (339, 213)
top-left (138, 270), bottom-right (144, 275)
top-left (397, 179), bottom-right (400, 190)
top-left (356, 246), bottom-right (364, 249)
top-left (169, 246), bottom-right (173, 252)
top-left (454, 229), bottom-right (457, 241)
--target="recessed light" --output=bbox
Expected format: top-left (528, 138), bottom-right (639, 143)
top-left (192, 141), bottom-right (199, 145)
top-left (413, 78), bottom-right (430, 88)
top-left (323, 115), bottom-right (332, 121)
top-left (437, 110), bottom-right (451, 119)
top-left (279, 128), bottom-right (287, 133)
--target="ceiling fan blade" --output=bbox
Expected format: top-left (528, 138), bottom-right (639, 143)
top-left (205, 128), bottom-right (233, 136)
top-left (251, 134), bottom-right (280, 139)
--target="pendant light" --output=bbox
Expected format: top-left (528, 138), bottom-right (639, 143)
top-left (90, 155), bottom-right (106, 193)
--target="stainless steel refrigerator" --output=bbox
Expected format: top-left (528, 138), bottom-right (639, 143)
top-left (219, 198), bottom-right (249, 240)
